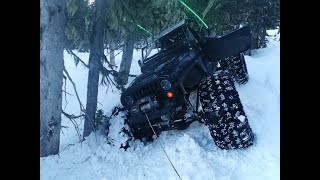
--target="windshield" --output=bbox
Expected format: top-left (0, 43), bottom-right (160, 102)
top-left (141, 21), bottom-right (190, 63)
top-left (141, 41), bottom-right (161, 62)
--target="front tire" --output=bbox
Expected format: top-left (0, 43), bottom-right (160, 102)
top-left (198, 69), bottom-right (254, 149)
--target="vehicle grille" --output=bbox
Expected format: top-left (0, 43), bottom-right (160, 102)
top-left (132, 81), bottom-right (160, 99)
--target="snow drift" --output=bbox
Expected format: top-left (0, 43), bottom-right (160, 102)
top-left (40, 35), bottom-right (280, 180)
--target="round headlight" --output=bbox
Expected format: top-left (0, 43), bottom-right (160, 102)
top-left (124, 96), bottom-right (134, 105)
top-left (160, 80), bottom-right (171, 91)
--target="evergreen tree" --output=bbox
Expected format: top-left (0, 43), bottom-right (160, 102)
top-left (246, 0), bottom-right (280, 49)
top-left (65, 0), bottom-right (93, 52)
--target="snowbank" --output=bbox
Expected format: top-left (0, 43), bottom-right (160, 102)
top-left (41, 35), bottom-right (280, 180)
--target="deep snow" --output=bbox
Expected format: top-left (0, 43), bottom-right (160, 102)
top-left (40, 34), bottom-right (280, 180)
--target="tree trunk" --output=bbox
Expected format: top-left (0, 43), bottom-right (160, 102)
top-left (109, 39), bottom-right (116, 66)
top-left (250, 2), bottom-right (262, 50)
top-left (260, 28), bottom-right (267, 48)
top-left (106, 29), bottom-right (116, 66)
top-left (40, 0), bottom-right (66, 157)
top-left (83, 0), bottom-right (108, 138)
top-left (116, 34), bottom-right (135, 86)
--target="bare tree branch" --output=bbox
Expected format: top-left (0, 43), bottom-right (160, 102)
top-left (65, 48), bottom-right (89, 68)
top-left (97, 101), bottom-right (103, 106)
top-left (99, 65), bottom-right (123, 90)
top-left (62, 90), bottom-right (73, 96)
top-left (102, 53), bottom-right (117, 69)
top-left (62, 46), bottom-right (138, 142)
top-left (63, 68), bottom-right (85, 111)
top-left (202, 0), bottom-right (216, 19)
top-left (111, 49), bottom-right (123, 59)
top-left (63, 75), bottom-right (68, 110)
top-left (61, 110), bottom-right (83, 142)
top-left (63, 67), bottom-right (97, 142)
top-left (62, 111), bottom-right (85, 119)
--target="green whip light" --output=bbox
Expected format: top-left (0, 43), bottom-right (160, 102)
top-left (178, 0), bottom-right (209, 29)
top-left (129, 19), bottom-right (154, 37)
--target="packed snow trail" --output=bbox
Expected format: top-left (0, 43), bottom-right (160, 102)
top-left (40, 36), bottom-right (279, 180)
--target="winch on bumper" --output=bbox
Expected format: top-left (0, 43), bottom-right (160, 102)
top-left (130, 98), bottom-right (173, 127)
top-left (121, 78), bottom-right (180, 130)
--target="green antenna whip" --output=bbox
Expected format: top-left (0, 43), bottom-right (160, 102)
top-left (178, 0), bottom-right (209, 29)
top-left (129, 19), bottom-right (153, 36)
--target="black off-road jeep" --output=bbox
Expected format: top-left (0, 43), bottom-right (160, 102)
top-left (120, 19), bottom-right (254, 149)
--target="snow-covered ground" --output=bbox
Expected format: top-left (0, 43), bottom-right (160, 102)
top-left (40, 35), bottom-right (280, 180)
